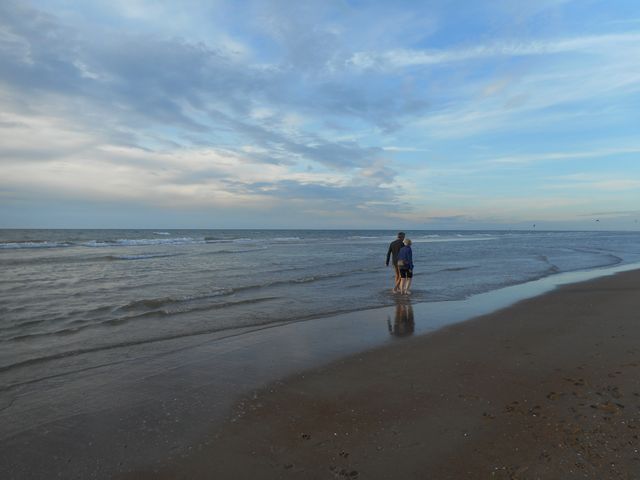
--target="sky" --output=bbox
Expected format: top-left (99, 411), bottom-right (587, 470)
top-left (0, 0), bottom-right (639, 230)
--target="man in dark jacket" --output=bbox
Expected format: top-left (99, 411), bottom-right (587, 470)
top-left (385, 231), bottom-right (405, 293)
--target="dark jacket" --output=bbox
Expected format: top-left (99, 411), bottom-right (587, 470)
top-left (397, 245), bottom-right (413, 270)
top-left (386, 238), bottom-right (405, 266)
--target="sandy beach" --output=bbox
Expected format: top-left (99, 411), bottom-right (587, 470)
top-left (130, 269), bottom-right (640, 479)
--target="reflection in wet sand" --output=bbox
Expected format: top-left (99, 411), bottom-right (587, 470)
top-left (388, 300), bottom-right (415, 337)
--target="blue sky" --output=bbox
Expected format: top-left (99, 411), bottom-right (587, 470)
top-left (1, 0), bottom-right (639, 229)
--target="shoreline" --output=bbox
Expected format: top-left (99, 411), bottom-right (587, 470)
top-left (2, 264), bottom-right (640, 479)
top-left (130, 268), bottom-right (640, 479)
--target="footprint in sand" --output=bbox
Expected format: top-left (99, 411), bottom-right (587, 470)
top-left (330, 466), bottom-right (359, 478)
top-left (546, 391), bottom-right (565, 400)
top-left (604, 385), bottom-right (622, 399)
top-left (590, 401), bottom-right (623, 414)
top-left (563, 377), bottom-right (586, 386)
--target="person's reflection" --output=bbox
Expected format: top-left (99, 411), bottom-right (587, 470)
top-left (388, 299), bottom-right (415, 337)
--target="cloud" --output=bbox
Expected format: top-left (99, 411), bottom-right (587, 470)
top-left (0, 0), bottom-right (437, 223)
top-left (579, 210), bottom-right (640, 218)
top-left (340, 28), bottom-right (640, 140)
top-left (425, 214), bottom-right (473, 222)
top-left (346, 32), bottom-right (640, 71)
top-left (544, 175), bottom-right (640, 192)
top-left (412, 57), bottom-right (640, 139)
top-left (244, 179), bottom-right (398, 205)
top-left (0, 0), bottom-right (431, 142)
top-left (381, 146), bottom-right (429, 152)
top-left (486, 146), bottom-right (640, 165)
top-left (0, 110), bottom-right (402, 216)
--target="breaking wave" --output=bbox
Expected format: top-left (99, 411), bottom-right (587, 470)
top-left (0, 241), bottom-right (72, 249)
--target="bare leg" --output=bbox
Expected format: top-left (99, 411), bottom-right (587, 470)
top-left (390, 265), bottom-right (396, 292)
top-left (400, 277), bottom-right (407, 294)
top-left (393, 265), bottom-right (401, 293)
top-left (405, 277), bottom-right (412, 295)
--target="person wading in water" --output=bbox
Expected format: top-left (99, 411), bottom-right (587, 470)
top-left (385, 231), bottom-right (406, 293)
top-left (397, 238), bottom-right (414, 295)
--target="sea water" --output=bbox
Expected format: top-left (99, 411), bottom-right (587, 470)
top-left (1, 229), bottom-right (640, 384)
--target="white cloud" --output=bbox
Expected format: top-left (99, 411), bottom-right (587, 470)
top-left (381, 146), bottom-right (429, 152)
top-left (414, 57), bottom-right (640, 139)
top-left (544, 174), bottom-right (640, 192)
top-left (0, 109), bottom-right (397, 213)
top-left (345, 31), bottom-right (640, 139)
top-left (346, 32), bottom-right (640, 71)
top-left (410, 194), bottom-right (593, 225)
top-left (486, 146), bottom-right (640, 165)
top-left (0, 112), bottom-right (100, 159)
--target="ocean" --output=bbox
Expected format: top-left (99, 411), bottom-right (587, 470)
top-left (2, 229), bottom-right (640, 387)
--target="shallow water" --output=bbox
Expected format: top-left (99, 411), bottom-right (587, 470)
top-left (1, 229), bottom-right (640, 382)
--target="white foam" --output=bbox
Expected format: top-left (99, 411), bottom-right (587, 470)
top-left (414, 236), bottom-right (497, 243)
top-left (111, 253), bottom-right (177, 260)
top-left (83, 237), bottom-right (205, 247)
top-left (0, 241), bottom-right (70, 249)
top-left (153, 232), bottom-right (171, 236)
top-left (232, 238), bottom-right (256, 244)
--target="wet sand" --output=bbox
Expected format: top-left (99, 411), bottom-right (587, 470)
top-left (132, 269), bottom-right (640, 479)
